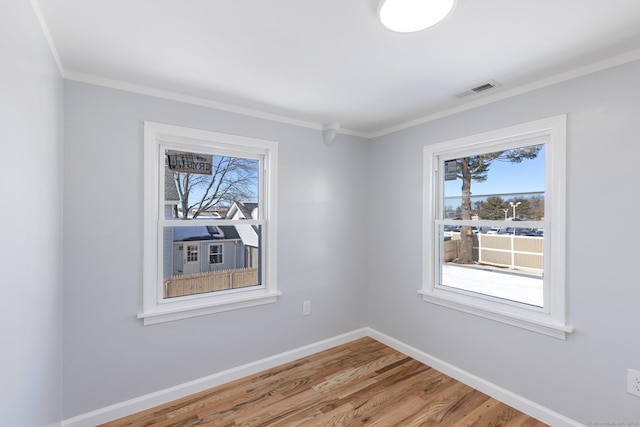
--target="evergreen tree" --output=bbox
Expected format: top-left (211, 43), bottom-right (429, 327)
top-left (454, 145), bottom-right (541, 263)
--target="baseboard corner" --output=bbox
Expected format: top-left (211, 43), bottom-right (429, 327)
top-left (366, 328), bottom-right (583, 427)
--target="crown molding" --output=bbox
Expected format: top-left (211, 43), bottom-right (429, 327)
top-left (63, 71), bottom-right (368, 139)
top-left (30, 0), bottom-right (64, 76)
top-left (368, 48), bottom-right (640, 138)
top-left (31, 0), bottom-right (640, 143)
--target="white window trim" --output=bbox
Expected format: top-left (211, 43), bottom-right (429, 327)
top-left (139, 122), bottom-right (279, 325)
top-left (420, 115), bottom-right (573, 339)
top-left (208, 243), bottom-right (223, 264)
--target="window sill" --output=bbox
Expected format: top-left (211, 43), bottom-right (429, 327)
top-left (138, 290), bottom-right (281, 325)
top-left (418, 290), bottom-right (573, 339)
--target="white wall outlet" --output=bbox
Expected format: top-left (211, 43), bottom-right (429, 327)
top-left (302, 300), bottom-right (311, 316)
top-left (628, 368), bottom-right (640, 397)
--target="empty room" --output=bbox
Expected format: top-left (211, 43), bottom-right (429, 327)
top-left (2, 0), bottom-right (640, 426)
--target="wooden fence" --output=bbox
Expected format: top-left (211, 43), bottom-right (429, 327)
top-left (164, 267), bottom-right (259, 298)
top-left (444, 234), bottom-right (543, 272)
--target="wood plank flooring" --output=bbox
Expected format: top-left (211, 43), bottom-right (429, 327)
top-left (99, 337), bottom-right (548, 426)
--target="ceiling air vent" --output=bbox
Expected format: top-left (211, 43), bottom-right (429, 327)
top-left (471, 82), bottom-right (496, 93)
top-left (455, 80), bottom-right (501, 99)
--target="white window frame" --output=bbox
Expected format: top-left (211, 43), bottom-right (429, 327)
top-left (208, 243), bottom-right (223, 265)
top-left (420, 115), bottom-right (573, 339)
top-left (139, 122), bottom-right (279, 325)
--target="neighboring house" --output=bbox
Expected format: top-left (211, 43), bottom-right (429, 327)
top-left (171, 224), bottom-right (245, 275)
top-left (164, 172), bottom-right (256, 277)
top-left (225, 201), bottom-right (261, 269)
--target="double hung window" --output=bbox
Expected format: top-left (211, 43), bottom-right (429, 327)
top-left (208, 244), bottom-right (223, 264)
top-left (421, 116), bottom-right (572, 338)
top-left (140, 122), bottom-right (278, 325)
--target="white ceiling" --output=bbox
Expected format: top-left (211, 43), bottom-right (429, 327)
top-left (36, 0), bottom-right (640, 136)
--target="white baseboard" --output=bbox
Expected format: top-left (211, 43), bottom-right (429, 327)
top-left (366, 328), bottom-right (583, 427)
top-left (61, 328), bottom-right (368, 427)
top-left (63, 327), bottom-right (582, 427)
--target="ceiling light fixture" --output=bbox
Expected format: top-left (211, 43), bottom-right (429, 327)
top-left (378, 0), bottom-right (456, 33)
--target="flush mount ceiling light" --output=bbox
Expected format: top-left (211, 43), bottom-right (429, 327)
top-left (378, 0), bottom-right (456, 33)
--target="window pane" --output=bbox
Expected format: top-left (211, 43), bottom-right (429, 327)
top-left (160, 149), bottom-right (262, 299)
top-left (186, 244), bottom-right (198, 262)
top-left (164, 149), bottom-right (259, 219)
top-left (439, 224), bottom-right (544, 306)
top-left (208, 244), bottom-right (223, 264)
top-left (437, 141), bottom-right (546, 308)
top-left (443, 144), bottom-right (545, 221)
top-left (440, 257), bottom-right (544, 307)
top-left (162, 224), bottom-right (262, 299)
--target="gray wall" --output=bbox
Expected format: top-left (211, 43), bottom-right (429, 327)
top-left (0, 1), bottom-right (64, 426)
top-left (367, 59), bottom-right (640, 423)
top-left (12, 2), bottom-right (639, 421)
top-left (62, 81), bottom-right (370, 418)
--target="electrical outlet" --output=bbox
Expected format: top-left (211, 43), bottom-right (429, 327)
top-left (628, 369), bottom-right (640, 397)
top-left (302, 300), bottom-right (311, 316)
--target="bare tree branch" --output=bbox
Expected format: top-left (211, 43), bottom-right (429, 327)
top-left (171, 154), bottom-right (258, 219)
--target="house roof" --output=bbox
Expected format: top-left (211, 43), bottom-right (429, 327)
top-left (227, 201), bottom-right (258, 220)
top-left (225, 202), bottom-right (260, 248)
top-left (218, 225), bottom-right (240, 240)
top-left (164, 192), bottom-right (253, 243)
top-left (164, 167), bottom-right (180, 203)
top-left (173, 224), bottom-right (241, 242)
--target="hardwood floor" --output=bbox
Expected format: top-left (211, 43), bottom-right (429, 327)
top-left (100, 337), bottom-right (548, 426)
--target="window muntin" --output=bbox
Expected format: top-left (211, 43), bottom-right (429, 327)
top-left (141, 122), bottom-right (279, 325)
top-left (421, 116), bottom-right (571, 339)
top-left (208, 244), bottom-right (223, 264)
top-left (186, 244), bottom-right (199, 263)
